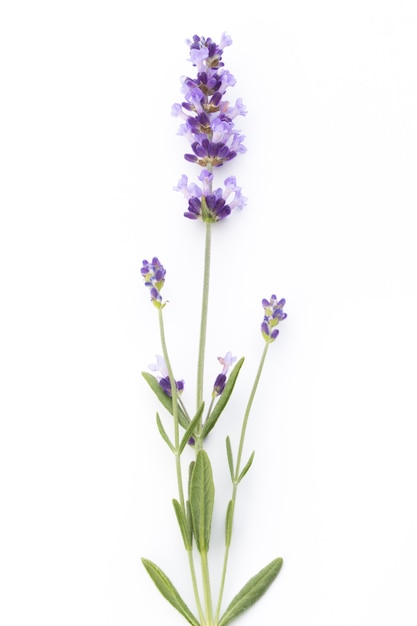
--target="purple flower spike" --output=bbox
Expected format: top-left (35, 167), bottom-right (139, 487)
top-left (141, 258), bottom-right (166, 308)
top-left (173, 34), bottom-right (246, 169)
top-left (261, 295), bottom-right (287, 343)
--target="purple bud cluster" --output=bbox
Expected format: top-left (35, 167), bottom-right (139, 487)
top-left (261, 296), bottom-right (287, 343)
top-left (173, 34), bottom-right (247, 223)
top-left (141, 257), bottom-right (166, 308)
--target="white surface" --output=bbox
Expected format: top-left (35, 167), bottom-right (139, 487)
top-left (1, 1), bottom-right (417, 624)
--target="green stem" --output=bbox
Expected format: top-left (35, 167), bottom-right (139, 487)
top-left (214, 342), bottom-right (270, 623)
top-left (201, 550), bottom-right (214, 625)
top-left (188, 551), bottom-right (206, 626)
top-left (195, 221), bottom-right (212, 450)
top-left (157, 308), bottom-right (205, 622)
top-left (235, 342), bottom-right (269, 475)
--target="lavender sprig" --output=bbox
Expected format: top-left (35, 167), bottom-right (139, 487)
top-left (141, 34), bottom-right (287, 626)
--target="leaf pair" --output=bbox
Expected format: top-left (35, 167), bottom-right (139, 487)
top-left (141, 555), bottom-right (283, 626)
top-left (225, 436), bottom-right (255, 484)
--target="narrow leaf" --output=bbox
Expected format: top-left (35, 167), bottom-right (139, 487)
top-left (186, 499), bottom-right (193, 548)
top-left (141, 558), bottom-right (200, 626)
top-left (187, 461), bottom-right (195, 500)
top-left (179, 402), bottom-right (205, 454)
top-left (238, 450), bottom-right (255, 483)
top-left (218, 557), bottom-right (283, 626)
top-left (202, 357), bottom-right (244, 438)
top-left (226, 436), bottom-right (234, 480)
top-left (189, 450), bottom-right (215, 553)
top-left (155, 413), bottom-right (174, 452)
top-left (172, 499), bottom-right (191, 550)
top-left (142, 371), bottom-right (189, 429)
top-left (225, 499), bottom-right (234, 548)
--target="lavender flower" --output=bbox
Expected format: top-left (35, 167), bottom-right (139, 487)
top-left (173, 34), bottom-right (247, 223)
top-left (149, 355), bottom-right (185, 397)
top-left (261, 296), bottom-right (287, 343)
top-left (141, 257), bottom-right (166, 308)
top-left (175, 172), bottom-right (246, 222)
top-left (172, 34), bottom-right (246, 169)
top-left (212, 351), bottom-right (237, 396)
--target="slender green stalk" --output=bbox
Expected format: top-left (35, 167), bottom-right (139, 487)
top-left (195, 221), bottom-right (212, 449)
top-left (201, 550), bottom-right (214, 625)
top-left (157, 308), bottom-right (205, 623)
top-left (158, 308), bottom-right (183, 494)
top-left (188, 551), bottom-right (206, 626)
top-left (235, 342), bottom-right (269, 475)
top-left (214, 342), bottom-right (270, 623)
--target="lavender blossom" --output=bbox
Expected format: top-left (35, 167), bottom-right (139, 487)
top-left (149, 355), bottom-right (185, 397)
top-left (261, 295), bottom-right (287, 343)
top-left (141, 257), bottom-right (166, 308)
top-left (173, 34), bottom-right (247, 222)
top-left (212, 351), bottom-right (237, 396)
top-left (175, 174), bottom-right (246, 222)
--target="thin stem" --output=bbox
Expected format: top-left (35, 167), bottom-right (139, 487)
top-left (201, 550), bottom-right (214, 625)
top-left (157, 308), bottom-right (205, 621)
top-left (188, 551), bottom-right (206, 626)
top-left (235, 342), bottom-right (269, 476)
top-left (158, 308), bottom-right (181, 455)
top-left (214, 342), bottom-right (270, 622)
top-left (195, 221), bottom-right (212, 449)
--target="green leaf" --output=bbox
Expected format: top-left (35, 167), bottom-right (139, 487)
top-left (141, 558), bottom-right (200, 626)
top-left (186, 500), bottom-right (193, 549)
top-left (189, 450), bottom-right (215, 553)
top-left (238, 450), bottom-right (255, 483)
top-left (155, 413), bottom-right (174, 452)
top-left (226, 436), bottom-right (234, 480)
top-left (225, 499), bottom-right (234, 548)
top-left (187, 461), bottom-right (195, 500)
top-left (202, 357), bottom-right (244, 438)
top-left (172, 499), bottom-right (191, 551)
top-left (218, 557), bottom-right (283, 626)
top-left (142, 371), bottom-right (189, 429)
top-left (179, 402), bottom-right (205, 454)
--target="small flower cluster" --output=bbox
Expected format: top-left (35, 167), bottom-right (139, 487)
top-left (172, 34), bottom-right (247, 222)
top-left (175, 170), bottom-right (246, 221)
top-left (141, 257), bottom-right (166, 308)
top-left (261, 295), bottom-right (287, 343)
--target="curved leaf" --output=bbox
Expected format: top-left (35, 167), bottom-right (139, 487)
top-left (218, 557), bottom-right (283, 626)
top-left (172, 499), bottom-right (191, 550)
top-left (225, 499), bottom-right (234, 548)
top-left (141, 557), bottom-right (200, 626)
top-left (142, 372), bottom-right (189, 429)
top-left (226, 436), bottom-right (234, 480)
top-left (155, 413), bottom-right (174, 452)
top-left (238, 450), bottom-right (255, 483)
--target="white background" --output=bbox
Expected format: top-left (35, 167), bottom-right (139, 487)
top-left (1, 1), bottom-right (417, 624)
